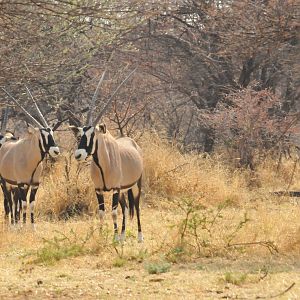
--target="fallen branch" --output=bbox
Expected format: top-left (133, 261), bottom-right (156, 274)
top-left (227, 241), bottom-right (279, 255)
top-left (256, 282), bottom-right (295, 299)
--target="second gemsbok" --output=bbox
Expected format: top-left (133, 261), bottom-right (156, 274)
top-left (0, 87), bottom-right (60, 226)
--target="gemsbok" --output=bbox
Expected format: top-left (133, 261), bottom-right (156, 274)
top-left (0, 87), bottom-right (60, 226)
top-left (70, 66), bottom-right (144, 242)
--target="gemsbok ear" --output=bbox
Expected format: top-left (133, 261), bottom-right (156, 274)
top-left (96, 123), bottom-right (106, 133)
top-left (69, 125), bottom-right (80, 136)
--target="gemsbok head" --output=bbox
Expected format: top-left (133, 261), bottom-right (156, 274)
top-left (70, 66), bottom-right (144, 242)
top-left (0, 87), bottom-right (60, 226)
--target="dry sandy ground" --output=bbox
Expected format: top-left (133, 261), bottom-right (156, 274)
top-left (0, 203), bottom-right (300, 299)
top-left (1, 254), bottom-right (300, 299)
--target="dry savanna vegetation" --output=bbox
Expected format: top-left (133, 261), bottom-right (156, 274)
top-left (1, 131), bottom-right (300, 299)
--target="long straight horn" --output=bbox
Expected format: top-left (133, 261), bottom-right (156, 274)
top-left (25, 85), bottom-right (49, 128)
top-left (1, 88), bottom-right (43, 128)
top-left (92, 67), bottom-right (137, 127)
top-left (86, 68), bottom-right (107, 126)
top-left (87, 51), bottom-right (115, 126)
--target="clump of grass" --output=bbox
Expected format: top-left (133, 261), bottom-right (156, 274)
top-left (35, 242), bottom-right (85, 265)
top-left (222, 272), bottom-right (247, 286)
top-left (145, 261), bottom-right (171, 274)
top-left (31, 225), bottom-right (110, 265)
top-left (113, 257), bottom-right (127, 268)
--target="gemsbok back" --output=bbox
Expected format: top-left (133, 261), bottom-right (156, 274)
top-left (0, 87), bottom-right (60, 226)
top-left (70, 66), bottom-right (144, 242)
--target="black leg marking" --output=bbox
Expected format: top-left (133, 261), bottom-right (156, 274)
top-left (18, 184), bottom-right (27, 224)
top-left (112, 191), bottom-right (119, 236)
top-left (2, 184), bottom-right (10, 223)
top-left (13, 188), bottom-right (20, 224)
top-left (8, 191), bottom-right (13, 225)
top-left (135, 177), bottom-right (143, 242)
top-left (134, 194), bottom-right (142, 234)
top-left (29, 186), bottom-right (38, 224)
top-left (96, 189), bottom-right (105, 221)
top-left (119, 193), bottom-right (127, 240)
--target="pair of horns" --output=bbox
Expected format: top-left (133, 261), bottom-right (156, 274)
top-left (1, 86), bottom-right (49, 129)
top-left (86, 52), bottom-right (137, 126)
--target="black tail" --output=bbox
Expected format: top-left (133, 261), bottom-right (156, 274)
top-left (128, 188), bottom-right (135, 219)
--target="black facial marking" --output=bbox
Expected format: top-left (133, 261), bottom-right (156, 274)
top-left (39, 128), bottom-right (56, 154)
top-left (77, 126), bottom-right (95, 155)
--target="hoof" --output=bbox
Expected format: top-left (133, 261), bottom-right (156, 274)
top-left (138, 232), bottom-right (144, 243)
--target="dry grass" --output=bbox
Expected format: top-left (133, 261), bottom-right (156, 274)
top-left (141, 132), bottom-right (248, 207)
top-left (0, 131), bottom-right (300, 298)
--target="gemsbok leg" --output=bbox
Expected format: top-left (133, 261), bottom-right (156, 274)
top-left (119, 193), bottom-right (127, 242)
top-left (1, 182), bottom-right (13, 225)
top-left (18, 184), bottom-right (29, 224)
top-left (29, 185), bottom-right (39, 224)
top-left (3, 189), bottom-right (10, 225)
top-left (112, 190), bottom-right (120, 241)
top-left (128, 178), bottom-right (143, 242)
top-left (12, 188), bottom-right (20, 224)
top-left (95, 189), bottom-right (105, 223)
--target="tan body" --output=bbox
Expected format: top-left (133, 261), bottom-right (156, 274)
top-left (0, 133), bottom-right (43, 186)
top-left (90, 133), bottom-right (143, 191)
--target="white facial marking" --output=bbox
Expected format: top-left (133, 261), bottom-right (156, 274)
top-left (42, 130), bottom-right (50, 144)
top-left (39, 131), bottom-right (47, 153)
top-left (75, 149), bottom-right (88, 161)
top-left (78, 127), bottom-right (84, 136)
top-left (85, 127), bottom-right (94, 146)
top-left (49, 146), bottom-right (60, 158)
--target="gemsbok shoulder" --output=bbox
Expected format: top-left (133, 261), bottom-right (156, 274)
top-left (70, 66), bottom-right (144, 242)
top-left (0, 87), bottom-right (60, 226)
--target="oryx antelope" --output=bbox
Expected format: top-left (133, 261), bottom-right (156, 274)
top-left (70, 66), bottom-right (143, 242)
top-left (0, 87), bottom-right (60, 226)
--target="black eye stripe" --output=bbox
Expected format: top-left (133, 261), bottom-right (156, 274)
top-left (40, 130), bottom-right (56, 150)
top-left (78, 131), bottom-right (95, 154)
